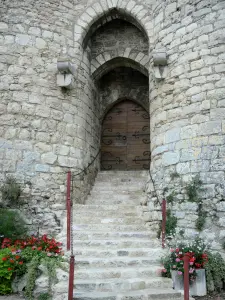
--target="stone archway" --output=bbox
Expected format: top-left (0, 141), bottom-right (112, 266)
top-left (101, 99), bottom-right (150, 170)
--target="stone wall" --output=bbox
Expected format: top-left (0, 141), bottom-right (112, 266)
top-left (0, 0), bottom-right (100, 234)
top-left (98, 66), bottom-right (149, 117)
top-left (144, 0), bottom-right (225, 250)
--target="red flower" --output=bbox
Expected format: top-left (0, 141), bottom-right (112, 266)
top-left (9, 259), bottom-right (14, 263)
top-left (2, 257), bottom-right (7, 261)
top-left (15, 255), bottom-right (20, 260)
top-left (8, 267), bottom-right (12, 271)
top-left (19, 261), bottom-right (23, 265)
top-left (175, 248), bottom-right (180, 253)
top-left (37, 246), bottom-right (42, 251)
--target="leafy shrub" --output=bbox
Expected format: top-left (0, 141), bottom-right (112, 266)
top-left (204, 252), bottom-right (225, 292)
top-left (0, 176), bottom-right (22, 206)
top-left (0, 209), bottom-right (27, 246)
top-left (38, 293), bottom-right (51, 300)
top-left (0, 235), bottom-right (64, 297)
top-left (166, 209), bottom-right (177, 237)
top-left (0, 248), bottom-right (13, 294)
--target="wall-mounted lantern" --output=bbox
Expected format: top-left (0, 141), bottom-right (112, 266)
top-left (57, 58), bottom-right (75, 89)
top-left (152, 50), bottom-right (168, 80)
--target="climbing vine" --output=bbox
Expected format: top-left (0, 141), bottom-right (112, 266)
top-left (162, 174), bottom-right (207, 233)
top-left (185, 175), bottom-right (206, 231)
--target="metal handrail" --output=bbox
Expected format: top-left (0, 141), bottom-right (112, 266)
top-left (162, 199), bottom-right (166, 248)
top-left (72, 149), bottom-right (101, 179)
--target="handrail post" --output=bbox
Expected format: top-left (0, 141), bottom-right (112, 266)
top-left (67, 171), bottom-right (71, 251)
top-left (184, 253), bottom-right (190, 300)
top-left (162, 199), bottom-right (166, 248)
top-left (68, 255), bottom-right (75, 300)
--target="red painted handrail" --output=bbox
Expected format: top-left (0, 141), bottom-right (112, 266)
top-left (184, 253), bottom-right (190, 300)
top-left (162, 199), bottom-right (166, 248)
top-left (68, 255), bottom-right (75, 300)
top-left (67, 171), bottom-right (71, 251)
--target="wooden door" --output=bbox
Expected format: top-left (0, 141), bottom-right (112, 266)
top-left (101, 100), bottom-right (150, 170)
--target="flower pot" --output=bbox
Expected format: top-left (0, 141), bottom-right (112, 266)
top-left (171, 269), bottom-right (207, 296)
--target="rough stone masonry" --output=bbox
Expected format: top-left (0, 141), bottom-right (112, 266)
top-left (0, 0), bottom-right (225, 250)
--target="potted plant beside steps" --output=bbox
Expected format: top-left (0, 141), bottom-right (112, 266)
top-left (161, 240), bottom-right (207, 296)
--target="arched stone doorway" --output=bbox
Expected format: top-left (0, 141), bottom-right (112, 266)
top-left (101, 100), bottom-right (150, 170)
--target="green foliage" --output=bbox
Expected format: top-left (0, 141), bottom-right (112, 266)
top-left (204, 252), bottom-right (225, 292)
top-left (167, 191), bottom-right (177, 205)
top-left (166, 209), bottom-right (177, 237)
top-left (24, 256), bottom-right (40, 300)
top-left (0, 176), bottom-right (22, 206)
top-left (170, 172), bottom-right (180, 180)
top-left (38, 293), bottom-right (51, 300)
top-left (0, 235), bottom-right (64, 297)
top-left (0, 278), bottom-right (12, 295)
top-left (185, 175), bottom-right (203, 203)
top-left (0, 209), bottom-right (27, 244)
top-left (0, 249), bottom-right (13, 295)
top-left (195, 210), bottom-right (207, 231)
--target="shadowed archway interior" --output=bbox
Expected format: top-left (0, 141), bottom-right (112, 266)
top-left (101, 100), bottom-right (150, 170)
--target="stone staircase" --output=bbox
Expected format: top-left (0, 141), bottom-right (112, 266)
top-left (64, 171), bottom-right (181, 299)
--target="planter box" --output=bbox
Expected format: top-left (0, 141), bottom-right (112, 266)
top-left (171, 269), bottom-right (207, 296)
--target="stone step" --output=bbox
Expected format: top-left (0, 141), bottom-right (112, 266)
top-left (95, 176), bottom-right (147, 184)
top-left (73, 204), bottom-right (138, 212)
top-left (75, 256), bottom-right (161, 268)
top-left (74, 277), bottom-right (172, 292)
top-left (73, 230), bottom-right (156, 240)
top-left (88, 191), bottom-right (146, 199)
top-left (73, 223), bottom-right (147, 231)
top-left (92, 184), bottom-right (145, 192)
top-left (73, 216), bottom-right (144, 225)
top-left (86, 198), bottom-right (141, 205)
top-left (75, 266), bottom-right (162, 280)
top-left (72, 239), bottom-right (160, 249)
top-left (74, 210), bottom-right (138, 218)
top-left (74, 288), bottom-right (181, 300)
top-left (74, 247), bottom-right (164, 258)
top-left (97, 170), bottom-right (148, 177)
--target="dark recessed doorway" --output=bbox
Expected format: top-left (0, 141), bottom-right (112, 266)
top-left (101, 100), bottom-right (150, 170)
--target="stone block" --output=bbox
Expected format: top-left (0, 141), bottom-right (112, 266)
top-left (41, 152), bottom-right (57, 164)
top-left (210, 159), bottom-right (225, 171)
top-left (180, 125), bottom-right (198, 139)
top-left (162, 151), bottom-right (180, 166)
top-left (28, 27), bottom-right (41, 36)
top-left (165, 128), bottom-right (180, 143)
top-left (180, 148), bottom-right (201, 161)
top-left (15, 34), bottom-right (30, 45)
top-left (210, 108), bottom-right (225, 120)
top-left (198, 121), bottom-right (221, 136)
top-left (35, 164), bottom-right (50, 172)
top-left (58, 156), bottom-right (77, 167)
top-left (0, 22), bottom-right (8, 32)
top-left (191, 160), bottom-right (210, 172)
top-left (36, 38), bottom-right (46, 49)
top-left (176, 162), bottom-right (191, 174)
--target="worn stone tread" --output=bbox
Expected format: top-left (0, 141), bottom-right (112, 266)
top-left (73, 288), bottom-right (181, 300)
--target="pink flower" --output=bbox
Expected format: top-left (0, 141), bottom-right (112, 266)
top-left (170, 248), bottom-right (175, 252)
top-left (162, 268), bottom-right (167, 273)
top-left (189, 268), bottom-right (194, 274)
top-left (47, 253), bottom-right (52, 257)
top-left (176, 258), bottom-right (180, 262)
top-left (177, 271), bottom-right (182, 275)
top-left (172, 265), bottom-right (177, 269)
top-left (190, 262), bottom-right (194, 265)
